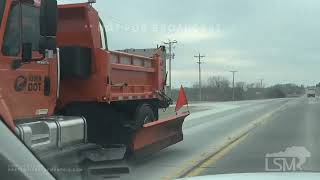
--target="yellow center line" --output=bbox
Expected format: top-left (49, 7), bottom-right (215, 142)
top-left (185, 133), bottom-right (249, 177)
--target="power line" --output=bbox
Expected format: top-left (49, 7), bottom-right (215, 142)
top-left (195, 53), bottom-right (205, 101)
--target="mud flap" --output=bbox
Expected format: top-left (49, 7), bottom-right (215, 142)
top-left (131, 112), bottom-right (189, 157)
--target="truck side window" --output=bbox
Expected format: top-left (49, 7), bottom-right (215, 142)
top-left (2, 3), bottom-right (20, 57)
top-left (0, 0), bottom-right (5, 27)
top-left (22, 4), bottom-right (40, 51)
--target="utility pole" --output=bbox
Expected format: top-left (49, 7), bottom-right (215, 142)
top-left (163, 40), bottom-right (178, 98)
top-left (259, 79), bottom-right (264, 88)
top-left (230, 70), bottom-right (238, 101)
top-left (195, 53), bottom-right (205, 101)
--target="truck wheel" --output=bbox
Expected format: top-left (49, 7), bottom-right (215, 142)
top-left (134, 104), bottom-right (155, 129)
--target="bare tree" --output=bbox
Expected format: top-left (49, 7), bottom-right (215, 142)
top-left (236, 82), bottom-right (246, 89)
top-left (207, 76), bottom-right (230, 89)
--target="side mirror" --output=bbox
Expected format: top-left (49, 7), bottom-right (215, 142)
top-left (40, 0), bottom-right (58, 37)
top-left (22, 43), bottom-right (32, 62)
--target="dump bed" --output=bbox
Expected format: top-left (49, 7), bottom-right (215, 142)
top-left (56, 3), bottom-right (165, 106)
top-left (108, 50), bottom-right (164, 101)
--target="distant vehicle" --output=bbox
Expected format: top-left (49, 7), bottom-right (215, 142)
top-left (306, 88), bottom-right (316, 97)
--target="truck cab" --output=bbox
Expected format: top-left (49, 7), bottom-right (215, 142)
top-left (0, 0), bottom-right (58, 128)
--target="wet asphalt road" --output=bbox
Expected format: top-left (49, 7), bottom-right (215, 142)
top-left (196, 97), bottom-right (320, 177)
top-left (121, 98), bottom-right (294, 180)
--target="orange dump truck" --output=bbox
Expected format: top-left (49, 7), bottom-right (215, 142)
top-left (0, 0), bottom-right (189, 178)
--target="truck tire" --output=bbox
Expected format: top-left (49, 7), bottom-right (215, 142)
top-left (134, 104), bottom-right (155, 129)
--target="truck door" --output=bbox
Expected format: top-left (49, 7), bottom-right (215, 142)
top-left (0, 1), bottom-right (57, 120)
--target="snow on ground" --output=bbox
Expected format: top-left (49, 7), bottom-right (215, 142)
top-left (168, 99), bottom-right (280, 121)
top-left (184, 103), bottom-right (240, 121)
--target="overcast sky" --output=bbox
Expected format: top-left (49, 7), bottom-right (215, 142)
top-left (59, 0), bottom-right (320, 88)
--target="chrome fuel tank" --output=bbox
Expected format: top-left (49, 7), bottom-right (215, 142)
top-left (16, 116), bottom-right (87, 153)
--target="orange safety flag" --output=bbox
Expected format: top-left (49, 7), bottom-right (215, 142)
top-left (175, 85), bottom-right (188, 112)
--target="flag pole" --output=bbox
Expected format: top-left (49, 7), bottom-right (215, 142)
top-left (186, 101), bottom-right (190, 113)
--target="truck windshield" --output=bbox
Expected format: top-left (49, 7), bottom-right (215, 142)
top-left (2, 3), bottom-right (40, 56)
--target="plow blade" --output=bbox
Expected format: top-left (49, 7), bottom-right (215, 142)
top-left (131, 112), bottom-right (189, 157)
